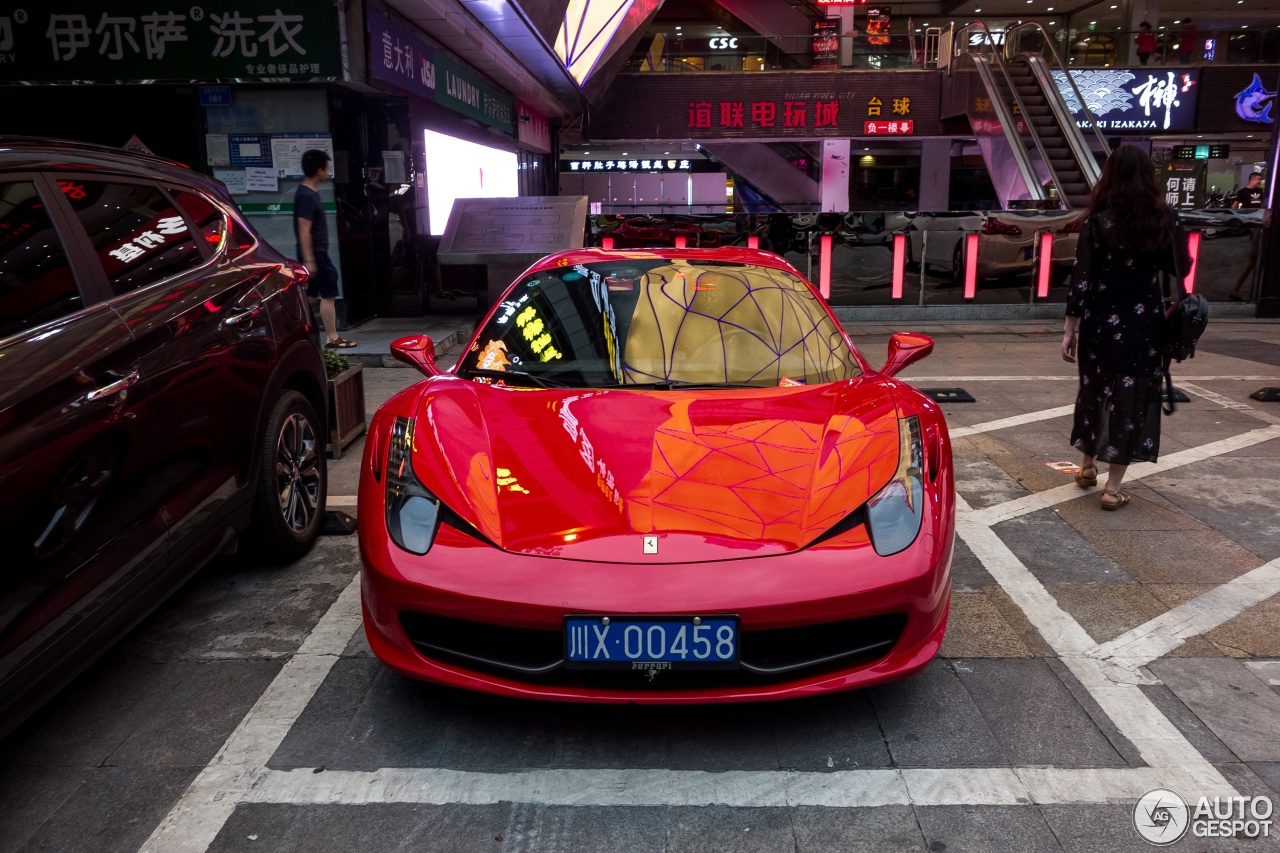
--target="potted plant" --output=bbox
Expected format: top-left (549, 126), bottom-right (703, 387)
top-left (325, 348), bottom-right (366, 459)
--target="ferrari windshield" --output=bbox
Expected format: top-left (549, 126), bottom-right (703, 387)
top-left (456, 259), bottom-right (862, 389)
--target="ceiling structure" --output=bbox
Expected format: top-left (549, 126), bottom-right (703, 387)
top-left (376, 0), bottom-right (1278, 125)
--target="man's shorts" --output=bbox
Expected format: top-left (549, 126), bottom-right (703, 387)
top-left (306, 252), bottom-right (340, 299)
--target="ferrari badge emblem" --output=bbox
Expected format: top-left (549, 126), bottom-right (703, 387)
top-left (643, 535), bottom-right (658, 554)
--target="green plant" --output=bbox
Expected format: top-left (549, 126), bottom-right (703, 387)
top-left (323, 347), bottom-right (350, 378)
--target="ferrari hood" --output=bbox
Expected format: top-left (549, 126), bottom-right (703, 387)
top-left (410, 377), bottom-right (902, 562)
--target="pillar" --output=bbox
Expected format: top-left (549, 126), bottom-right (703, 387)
top-left (918, 138), bottom-right (952, 210)
top-left (821, 139), bottom-right (850, 212)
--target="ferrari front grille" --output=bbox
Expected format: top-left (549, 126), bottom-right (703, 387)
top-left (398, 611), bottom-right (906, 686)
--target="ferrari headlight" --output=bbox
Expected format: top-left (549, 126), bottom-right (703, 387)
top-left (865, 416), bottom-right (924, 557)
top-left (386, 417), bottom-right (440, 555)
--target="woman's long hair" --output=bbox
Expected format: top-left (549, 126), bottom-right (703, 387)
top-left (1085, 145), bottom-right (1172, 253)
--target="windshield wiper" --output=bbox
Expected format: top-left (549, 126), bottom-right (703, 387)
top-left (462, 368), bottom-right (571, 389)
top-left (626, 380), bottom-right (760, 390)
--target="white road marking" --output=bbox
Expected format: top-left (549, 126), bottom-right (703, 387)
top-left (1179, 382), bottom-right (1280, 426)
top-left (139, 579), bottom-right (363, 853)
top-left (969, 424), bottom-right (1280, 527)
top-left (143, 407), bottom-right (1277, 850)
top-left (1087, 558), bottom-right (1280, 673)
top-left (949, 405), bottom-right (1075, 439)
top-left (239, 765), bottom-right (1222, 808)
top-left (906, 375), bottom-right (1277, 382)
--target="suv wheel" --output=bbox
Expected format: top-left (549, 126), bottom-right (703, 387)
top-left (249, 390), bottom-right (325, 562)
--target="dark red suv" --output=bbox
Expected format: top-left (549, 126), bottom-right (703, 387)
top-left (0, 139), bottom-right (329, 736)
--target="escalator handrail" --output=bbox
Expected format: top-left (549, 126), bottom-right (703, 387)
top-left (953, 22), bottom-right (1050, 202)
top-left (1004, 22), bottom-right (1112, 166)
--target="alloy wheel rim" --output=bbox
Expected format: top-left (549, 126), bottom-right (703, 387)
top-left (275, 412), bottom-right (320, 534)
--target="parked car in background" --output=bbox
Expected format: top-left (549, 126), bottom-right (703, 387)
top-left (906, 210), bottom-right (1081, 281)
top-left (1178, 206), bottom-right (1265, 239)
top-left (0, 138), bottom-right (329, 738)
top-left (359, 247), bottom-right (955, 703)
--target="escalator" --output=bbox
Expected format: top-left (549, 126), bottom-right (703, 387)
top-left (950, 23), bottom-right (1108, 210)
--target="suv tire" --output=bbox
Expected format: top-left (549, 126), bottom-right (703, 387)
top-left (249, 390), bottom-right (325, 562)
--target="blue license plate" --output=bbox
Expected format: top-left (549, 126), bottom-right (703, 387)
top-left (564, 615), bottom-right (739, 670)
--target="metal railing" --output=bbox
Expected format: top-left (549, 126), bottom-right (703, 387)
top-left (623, 28), bottom-right (1280, 72)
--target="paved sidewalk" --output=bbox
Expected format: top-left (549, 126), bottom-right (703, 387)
top-left (337, 315), bottom-right (481, 367)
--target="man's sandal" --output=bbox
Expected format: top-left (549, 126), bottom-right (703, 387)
top-left (1075, 465), bottom-right (1098, 488)
top-left (1100, 490), bottom-right (1130, 511)
top-left (325, 338), bottom-right (358, 349)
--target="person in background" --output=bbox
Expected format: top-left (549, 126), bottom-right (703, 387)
top-left (1135, 22), bottom-right (1157, 65)
top-left (1061, 146), bottom-right (1191, 510)
top-left (1178, 19), bottom-right (1199, 64)
top-left (1229, 171), bottom-right (1265, 302)
top-left (293, 149), bottom-right (356, 349)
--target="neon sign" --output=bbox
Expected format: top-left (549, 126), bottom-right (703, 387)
top-left (1235, 73), bottom-right (1276, 125)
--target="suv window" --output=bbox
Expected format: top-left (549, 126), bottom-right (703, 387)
top-left (169, 188), bottom-right (225, 249)
top-left (0, 181), bottom-right (81, 340)
top-left (57, 179), bottom-right (203, 296)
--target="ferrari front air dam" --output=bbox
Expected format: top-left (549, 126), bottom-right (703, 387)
top-left (359, 477), bottom-right (954, 704)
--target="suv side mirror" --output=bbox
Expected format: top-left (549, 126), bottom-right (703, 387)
top-left (881, 332), bottom-right (933, 377)
top-left (390, 335), bottom-right (443, 377)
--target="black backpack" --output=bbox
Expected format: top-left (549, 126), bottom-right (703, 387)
top-left (1165, 293), bottom-right (1209, 362)
top-left (1161, 293), bottom-right (1209, 414)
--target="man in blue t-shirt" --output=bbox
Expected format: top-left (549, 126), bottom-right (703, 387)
top-left (294, 149), bottom-right (354, 347)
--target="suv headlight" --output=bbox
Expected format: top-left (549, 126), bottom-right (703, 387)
top-left (386, 417), bottom-right (440, 555)
top-left (865, 416), bottom-right (924, 556)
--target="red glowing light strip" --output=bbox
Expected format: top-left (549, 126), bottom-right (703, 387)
top-left (602, 236), bottom-right (614, 249)
top-left (964, 233), bottom-right (979, 299)
top-left (1037, 232), bottom-right (1054, 298)
top-left (748, 236), bottom-right (759, 249)
top-left (675, 236), bottom-right (687, 248)
top-left (892, 233), bottom-right (906, 299)
top-left (819, 235), bottom-right (832, 298)
top-left (1185, 231), bottom-right (1201, 293)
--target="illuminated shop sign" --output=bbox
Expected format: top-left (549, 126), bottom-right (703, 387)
top-left (1235, 73), bottom-right (1276, 124)
top-left (564, 158), bottom-right (696, 172)
top-left (866, 8), bottom-right (890, 46)
top-left (1172, 144), bottom-right (1229, 160)
top-left (1052, 68), bottom-right (1199, 133)
top-left (708, 37), bottom-right (739, 49)
top-left (367, 6), bottom-right (514, 134)
top-left (687, 94), bottom-right (909, 131)
top-left (0, 1), bottom-right (341, 83)
top-left (865, 120), bottom-right (913, 134)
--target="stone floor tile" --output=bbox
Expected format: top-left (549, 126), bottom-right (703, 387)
top-left (994, 509), bottom-right (1134, 585)
top-left (868, 661), bottom-right (1008, 768)
top-left (1149, 658), bottom-right (1280, 762)
top-left (955, 659), bottom-right (1126, 767)
top-left (914, 805), bottom-right (1062, 853)
top-left (939, 593), bottom-right (1036, 659)
top-left (792, 805), bottom-right (926, 853)
top-left (1047, 584), bottom-right (1171, 645)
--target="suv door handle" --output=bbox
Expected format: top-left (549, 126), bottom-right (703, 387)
top-left (223, 304), bottom-right (262, 327)
top-left (85, 369), bottom-right (140, 401)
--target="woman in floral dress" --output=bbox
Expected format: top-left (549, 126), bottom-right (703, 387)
top-left (1061, 146), bottom-right (1191, 509)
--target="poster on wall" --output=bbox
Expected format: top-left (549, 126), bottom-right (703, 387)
top-left (1156, 160), bottom-right (1206, 210)
top-left (812, 19), bottom-right (839, 70)
top-left (1052, 68), bottom-right (1199, 133)
top-left (866, 8), bottom-right (891, 46)
top-left (271, 135), bottom-right (335, 178)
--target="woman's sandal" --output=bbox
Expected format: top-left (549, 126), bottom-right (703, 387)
top-left (1100, 490), bottom-right (1130, 511)
top-left (1075, 465), bottom-right (1098, 488)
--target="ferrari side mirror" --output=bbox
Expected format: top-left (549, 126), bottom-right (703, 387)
top-left (390, 334), bottom-right (443, 377)
top-left (881, 332), bottom-right (933, 377)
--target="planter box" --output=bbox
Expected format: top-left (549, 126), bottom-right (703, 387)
top-left (327, 363), bottom-right (366, 459)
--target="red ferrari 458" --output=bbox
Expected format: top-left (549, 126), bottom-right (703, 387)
top-left (359, 247), bottom-right (954, 703)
